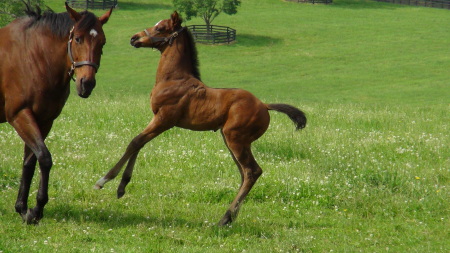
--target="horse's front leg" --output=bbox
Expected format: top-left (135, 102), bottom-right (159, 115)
top-left (15, 146), bottom-right (37, 220)
top-left (10, 109), bottom-right (53, 224)
top-left (95, 116), bottom-right (171, 197)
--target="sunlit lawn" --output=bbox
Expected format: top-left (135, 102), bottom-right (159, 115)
top-left (1, 0), bottom-right (449, 252)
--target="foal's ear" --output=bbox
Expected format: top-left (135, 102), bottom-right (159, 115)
top-left (99, 6), bottom-right (113, 25)
top-left (171, 11), bottom-right (182, 29)
top-left (65, 2), bottom-right (81, 22)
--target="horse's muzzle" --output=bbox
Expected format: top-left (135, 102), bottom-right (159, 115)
top-left (78, 78), bottom-right (96, 98)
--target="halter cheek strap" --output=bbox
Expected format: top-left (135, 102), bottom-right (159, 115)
top-left (67, 26), bottom-right (100, 81)
top-left (143, 27), bottom-right (185, 48)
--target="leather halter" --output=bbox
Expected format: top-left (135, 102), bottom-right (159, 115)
top-left (67, 26), bottom-right (100, 81)
top-left (143, 27), bottom-right (186, 48)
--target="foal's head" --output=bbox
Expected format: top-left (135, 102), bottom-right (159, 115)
top-left (130, 11), bottom-right (182, 50)
top-left (66, 3), bottom-right (112, 98)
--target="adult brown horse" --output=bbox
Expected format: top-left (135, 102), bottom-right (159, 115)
top-left (0, 3), bottom-right (112, 224)
top-left (95, 12), bottom-right (306, 226)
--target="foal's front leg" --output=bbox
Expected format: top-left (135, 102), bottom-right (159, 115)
top-left (95, 116), bottom-right (171, 196)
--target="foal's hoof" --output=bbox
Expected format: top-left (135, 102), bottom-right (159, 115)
top-left (93, 184), bottom-right (103, 190)
top-left (94, 177), bottom-right (107, 189)
top-left (218, 210), bottom-right (233, 226)
top-left (117, 189), bottom-right (125, 199)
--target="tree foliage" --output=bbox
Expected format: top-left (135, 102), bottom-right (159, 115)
top-left (0, 0), bottom-right (45, 27)
top-left (173, 0), bottom-right (240, 26)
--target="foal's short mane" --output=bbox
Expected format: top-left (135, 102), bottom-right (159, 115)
top-left (185, 29), bottom-right (201, 81)
top-left (23, 4), bottom-right (98, 38)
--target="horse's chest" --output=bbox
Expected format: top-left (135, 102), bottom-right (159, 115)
top-left (32, 85), bottom-right (70, 119)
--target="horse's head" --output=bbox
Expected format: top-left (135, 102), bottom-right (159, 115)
top-left (130, 11), bottom-right (183, 50)
top-left (66, 3), bottom-right (112, 98)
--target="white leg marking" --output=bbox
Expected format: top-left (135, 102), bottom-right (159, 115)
top-left (94, 177), bottom-right (109, 189)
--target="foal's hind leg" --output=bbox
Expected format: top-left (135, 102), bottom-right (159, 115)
top-left (218, 134), bottom-right (262, 226)
top-left (220, 131), bottom-right (243, 186)
top-left (95, 117), bottom-right (170, 194)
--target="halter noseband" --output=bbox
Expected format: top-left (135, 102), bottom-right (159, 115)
top-left (67, 26), bottom-right (100, 81)
top-left (143, 27), bottom-right (186, 48)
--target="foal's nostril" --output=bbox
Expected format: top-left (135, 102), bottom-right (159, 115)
top-left (130, 36), bottom-right (138, 44)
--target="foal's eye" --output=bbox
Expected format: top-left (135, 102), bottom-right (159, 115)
top-left (75, 37), bottom-right (81, 44)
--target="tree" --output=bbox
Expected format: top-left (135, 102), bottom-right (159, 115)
top-left (0, 0), bottom-right (45, 27)
top-left (173, 0), bottom-right (241, 27)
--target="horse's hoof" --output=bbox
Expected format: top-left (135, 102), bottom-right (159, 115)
top-left (24, 209), bottom-right (40, 225)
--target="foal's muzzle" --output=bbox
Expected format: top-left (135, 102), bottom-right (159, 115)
top-left (130, 35), bottom-right (142, 48)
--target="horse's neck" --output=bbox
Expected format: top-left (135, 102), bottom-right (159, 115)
top-left (27, 29), bottom-right (70, 80)
top-left (156, 35), bottom-right (193, 83)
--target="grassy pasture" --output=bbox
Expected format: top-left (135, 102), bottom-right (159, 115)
top-left (1, 0), bottom-right (449, 252)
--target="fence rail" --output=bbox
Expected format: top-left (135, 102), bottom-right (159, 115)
top-left (374, 0), bottom-right (450, 9)
top-left (285, 0), bottom-right (333, 4)
top-left (66, 0), bottom-right (118, 10)
top-left (187, 25), bottom-right (236, 44)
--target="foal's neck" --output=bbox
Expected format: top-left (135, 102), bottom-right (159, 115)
top-left (156, 33), bottom-right (196, 83)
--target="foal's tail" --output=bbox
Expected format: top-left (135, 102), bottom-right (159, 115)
top-left (267, 104), bottom-right (307, 130)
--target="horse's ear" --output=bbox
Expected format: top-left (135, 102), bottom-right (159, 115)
top-left (99, 6), bottom-right (113, 25)
top-left (171, 11), bottom-right (182, 28)
top-left (65, 2), bottom-right (81, 22)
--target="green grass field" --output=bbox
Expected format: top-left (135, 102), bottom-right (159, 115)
top-left (1, 0), bottom-right (449, 252)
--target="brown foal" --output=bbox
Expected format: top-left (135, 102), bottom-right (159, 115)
top-left (95, 12), bottom-right (306, 226)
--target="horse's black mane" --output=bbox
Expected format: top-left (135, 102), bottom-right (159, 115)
top-left (23, 3), bottom-right (98, 38)
top-left (185, 29), bottom-right (201, 81)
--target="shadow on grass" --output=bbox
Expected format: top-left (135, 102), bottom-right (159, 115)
top-left (117, 1), bottom-right (172, 11)
top-left (236, 34), bottom-right (283, 47)
top-left (45, 202), bottom-right (214, 229)
top-left (45, 201), bottom-right (279, 236)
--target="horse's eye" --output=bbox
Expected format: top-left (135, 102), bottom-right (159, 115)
top-left (75, 37), bottom-right (81, 44)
